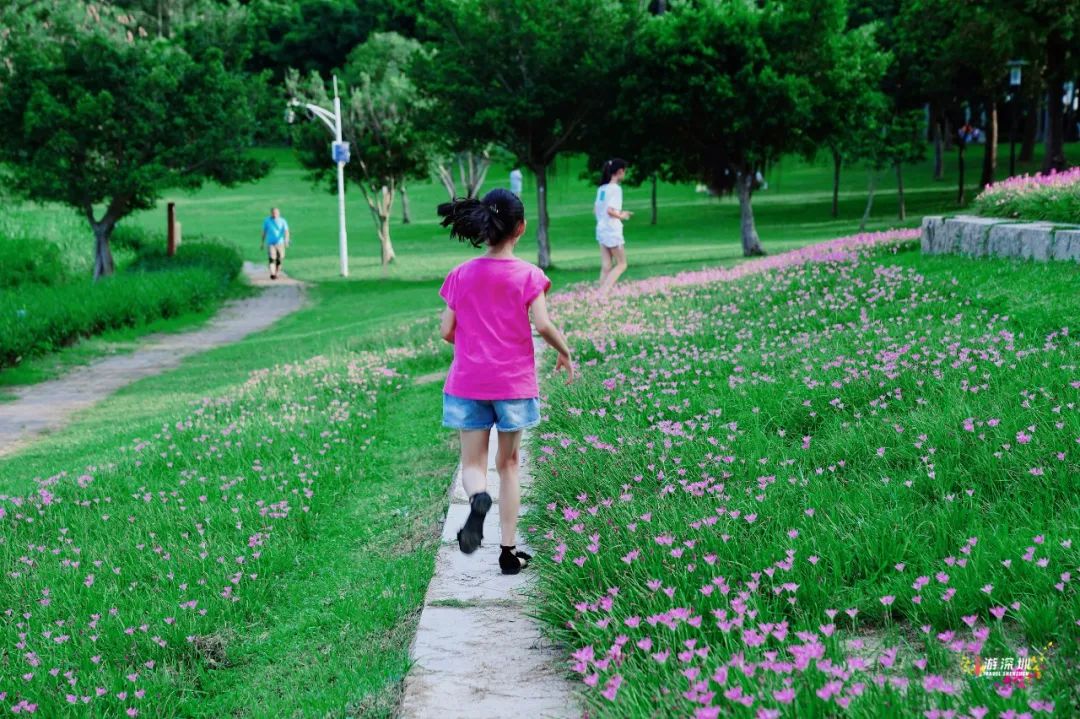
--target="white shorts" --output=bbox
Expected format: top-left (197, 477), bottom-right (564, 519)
top-left (597, 233), bottom-right (625, 249)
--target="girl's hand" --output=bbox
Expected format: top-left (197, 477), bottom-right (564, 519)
top-left (622, 211), bottom-right (633, 220)
top-left (555, 352), bottom-right (575, 383)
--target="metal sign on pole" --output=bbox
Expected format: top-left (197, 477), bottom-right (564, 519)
top-left (332, 75), bottom-right (348, 278)
top-left (285, 75), bottom-right (350, 278)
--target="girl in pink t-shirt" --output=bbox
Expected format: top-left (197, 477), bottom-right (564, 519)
top-left (437, 188), bottom-right (575, 575)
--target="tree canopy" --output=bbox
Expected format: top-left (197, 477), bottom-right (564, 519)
top-left (622, 0), bottom-right (879, 255)
top-left (413, 0), bottom-right (637, 268)
top-left (0, 1), bottom-right (270, 278)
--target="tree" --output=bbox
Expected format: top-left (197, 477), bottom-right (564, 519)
top-left (1000, 0), bottom-right (1079, 172)
top-left (0, 1), bottom-right (270, 279)
top-left (288, 32), bottom-right (432, 269)
top-left (625, 0), bottom-right (871, 256)
top-left (414, 0), bottom-right (636, 268)
top-left (848, 108), bottom-right (926, 228)
top-left (815, 24), bottom-right (890, 218)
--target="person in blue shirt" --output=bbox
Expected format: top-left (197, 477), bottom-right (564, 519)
top-left (260, 207), bottom-right (290, 280)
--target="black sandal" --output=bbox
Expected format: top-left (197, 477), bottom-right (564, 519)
top-left (499, 545), bottom-right (532, 575)
top-left (457, 491), bottom-right (492, 554)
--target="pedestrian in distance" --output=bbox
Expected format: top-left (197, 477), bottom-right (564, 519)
top-left (260, 207), bottom-right (290, 280)
top-left (437, 188), bottom-right (575, 575)
top-left (509, 167), bottom-right (523, 197)
top-left (594, 158), bottom-right (631, 298)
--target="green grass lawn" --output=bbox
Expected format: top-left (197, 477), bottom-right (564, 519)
top-left (528, 236), bottom-right (1080, 717)
top-left (129, 145), bottom-right (1034, 285)
top-left (0, 143), bottom-right (1072, 716)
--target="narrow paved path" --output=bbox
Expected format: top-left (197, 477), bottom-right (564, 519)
top-left (0, 262), bottom-right (305, 459)
top-left (400, 338), bottom-right (577, 719)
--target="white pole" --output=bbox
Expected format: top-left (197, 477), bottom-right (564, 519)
top-left (333, 76), bottom-right (348, 278)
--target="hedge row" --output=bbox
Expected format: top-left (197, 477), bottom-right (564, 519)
top-left (1, 237), bottom-right (243, 368)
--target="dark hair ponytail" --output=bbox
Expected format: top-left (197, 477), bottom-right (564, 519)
top-left (600, 157), bottom-right (628, 186)
top-left (437, 188), bottom-right (525, 248)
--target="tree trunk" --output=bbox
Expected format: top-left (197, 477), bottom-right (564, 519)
top-left (533, 163), bottom-right (552, 269)
top-left (1042, 30), bottom-right (1068, 172)
top-left (980, 101), bottom-right (998, 188)
top-left (831, 148), bottom-right (841, 218)
top-left (932, 115), bottom-right (944, 180)
top-left (378, 185), bottom-right (396, 270)
top-left (943, 115), bottom-right (954, 151)
top-left (859, 169), bottom-right (877, 231)
top-left (436, 162), bottom-right (457, 200)
top-left (1020, 93), bottom-right (1037, 162)
top-left (363, 183), bottom-right (396, 272)
top-left (957, 143), bottom-right (966, 205)
top-left (462, 150), bottom-right (491, 198)
top-left (92, 221), bottom-right (116, 280)
top-left (736, 170), bottom-right (765, 256)
top-left (650, 173), bottom-right (658, 225)
top-left (400, 185), bottom-right (411, 224)
top-left (895, 162), bottom-right (906, 221)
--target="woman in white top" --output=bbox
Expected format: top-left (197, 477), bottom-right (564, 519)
top-left (594, 158), bottom-right (631, 298)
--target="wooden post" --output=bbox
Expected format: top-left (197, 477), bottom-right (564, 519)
top-left (167, 202), bottom-right (177, 257)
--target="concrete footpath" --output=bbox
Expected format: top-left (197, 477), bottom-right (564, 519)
top-left (0, 262), bottom-right (304, 459)
top-left (400, 340), bottom-right (577, 719)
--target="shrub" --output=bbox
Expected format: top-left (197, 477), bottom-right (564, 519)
top-left (0, 234), bottom-right (68, 288)
top-left (129, 236), bottom-right (243, 282)
top-left (972, 167), bottom-right (1080, 224)
top-left (0, 236), bottom-right (244, 368)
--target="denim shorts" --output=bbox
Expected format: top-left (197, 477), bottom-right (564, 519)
top-left (443, 393), bottom-right (541, 432)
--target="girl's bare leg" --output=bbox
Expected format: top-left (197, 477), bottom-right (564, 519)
top-left (598, 246), bottom-right (628, 297)
top-left (598, 245), bottom-right (613, 286)
top-left (459, 429), bottom-right (490, 497)
top-left (495, 429), bottom-right (524, 547)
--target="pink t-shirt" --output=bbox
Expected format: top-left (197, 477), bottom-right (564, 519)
top-left (440, 256), bottom-right (551, 400)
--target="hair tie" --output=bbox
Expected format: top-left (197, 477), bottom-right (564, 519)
top-left (489, 203), bottom-right (499, 214)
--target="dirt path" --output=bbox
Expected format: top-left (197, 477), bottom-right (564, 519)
top-left (0, 262), bottom-right (306, 459)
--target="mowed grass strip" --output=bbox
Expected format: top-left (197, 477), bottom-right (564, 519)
top-left (527, 239), bottom-right (1080, 717)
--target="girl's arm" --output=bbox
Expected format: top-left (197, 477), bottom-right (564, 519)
top-left (607, 207), bottom-right (631, 220)
top-left (528, 293), bottom-right (575, 382)
top-left (440, 307), bottom-right (456, 344)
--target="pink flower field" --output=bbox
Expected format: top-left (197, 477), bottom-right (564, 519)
top-left (527, 231), bottom-right (1080, 717)
top-left (0, 344), bottom-right (426, 715)
top-left (973, 168), bottom-right (1080, 225)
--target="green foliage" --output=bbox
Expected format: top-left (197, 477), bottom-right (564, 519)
top-left (0, 237), bottom-right (242, 368)
top-left (850, 109), bottom-right (928, 172)
top-left (414, 0), bottom-right (635, 170)
top-left (624, 0), bottom-right (868, 191)
top-left (0, 235), bottom-right (67, 289)
top-left (413, 0), bottom-right (637, 265)
top-left (287, 32), bottom-right (434, 264)
top-left (0, 0), bottom-right (270, 276)
top-left (246, 0), bottom-right (417, 80)
top-left (129, 237), bottom-right (245, 281)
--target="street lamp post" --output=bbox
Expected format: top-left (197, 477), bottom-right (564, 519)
top-left (1007, 60), bottom-right (1026, 178)
top-left (288, 75), bottom-right (350, 278)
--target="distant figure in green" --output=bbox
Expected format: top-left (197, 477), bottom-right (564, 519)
top-left (260, 207), bottom-right (290, 280)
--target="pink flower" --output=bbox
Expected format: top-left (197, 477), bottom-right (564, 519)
top-left (601, 674), bottom-right (622, 701)
top-left (880, 595), bottom-right (895, 606)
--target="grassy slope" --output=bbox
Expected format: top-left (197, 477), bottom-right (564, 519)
top-left (0, 144), bottom-right (1069, 715)
top-left (529, 242), bottom-right (1080, 717)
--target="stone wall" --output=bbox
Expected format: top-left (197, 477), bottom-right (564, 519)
top-left (921, 215), bottom-right (1080, 262)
